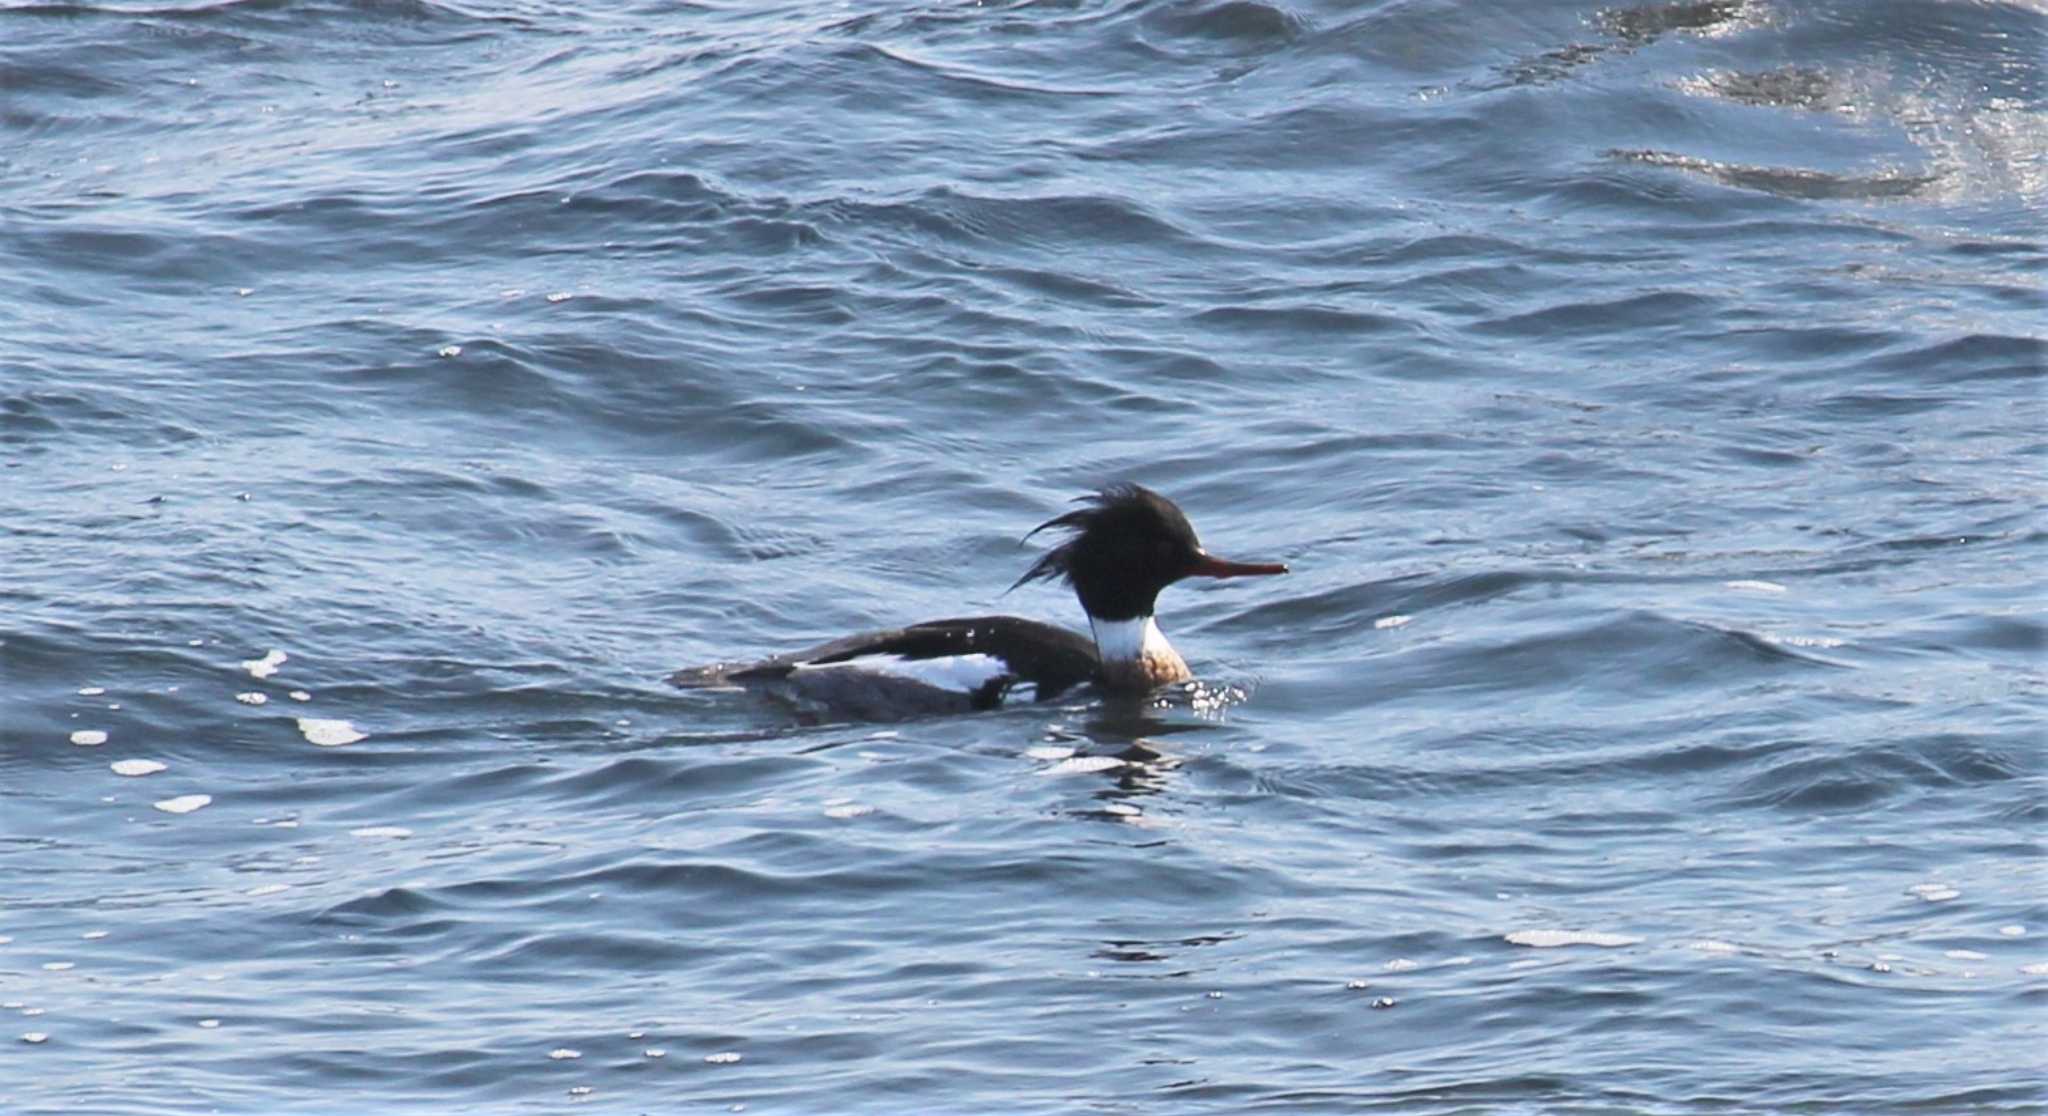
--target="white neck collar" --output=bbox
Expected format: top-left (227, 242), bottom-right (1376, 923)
top-left (1087, 615), bottom-right (1173, 664)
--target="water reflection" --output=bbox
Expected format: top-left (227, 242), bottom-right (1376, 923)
top-left (1036, 694), bottom-right (1231, 820)
top-left (1491, 0), bottom-right (1756, 87)
top-left (1092, 929), bottom-right (1246, 969)
top-left (1598, 0), bottom-right (1754, 47)
top-left (1606, 148), bottom-right (1937, 199)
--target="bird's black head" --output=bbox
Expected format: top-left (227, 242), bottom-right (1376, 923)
top-left (1009, 483), bottom-right (1287, 621)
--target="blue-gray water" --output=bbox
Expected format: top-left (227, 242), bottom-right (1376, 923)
top-left (3, 0), bottom-right (2045, 1112)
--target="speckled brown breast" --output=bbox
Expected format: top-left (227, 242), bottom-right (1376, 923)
top-left (1098, 646), bottom-right (1193, 691)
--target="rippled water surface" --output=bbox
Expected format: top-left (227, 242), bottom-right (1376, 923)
top-left (3, 0), bottom-right (2045, 1111)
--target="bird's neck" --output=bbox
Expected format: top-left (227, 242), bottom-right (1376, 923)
top-left (1087, 614), bottom-right (1192, 690)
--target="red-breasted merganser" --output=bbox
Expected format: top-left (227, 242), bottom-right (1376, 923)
top-left (669, 483), bottom-right (1288, 719)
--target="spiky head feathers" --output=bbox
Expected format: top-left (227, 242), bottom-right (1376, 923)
top-left (1010, 483), bottom-right (1205, 620)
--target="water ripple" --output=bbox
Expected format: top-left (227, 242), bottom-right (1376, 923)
top-left (3, 0), bottom-right (2042, 1110)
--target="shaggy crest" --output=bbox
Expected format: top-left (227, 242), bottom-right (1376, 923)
top-left (1008, 483), bottom-right (1199, 597)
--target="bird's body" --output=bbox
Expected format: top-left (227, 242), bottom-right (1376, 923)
top-left (670, 484), bottom-right (1286, 720)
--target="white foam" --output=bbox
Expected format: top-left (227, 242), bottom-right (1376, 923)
top-left (69, 730), bottom-right (107, 747)
top-left (349, 826), bottom-right (412, 839)
top-left (1374, 614), bottom-right (1412, 630)
top-left (81, 931), bottom-right (108, 941)
top-left (1724, 579), bottom-right (1787, 593)
top-left (198, 1019), bottom-right (220, 1029)
top-left (298, 718), bottom-right (366, 747)
top-left (242, 650), bottom-right (287, 679)
top-left (21, 1032), bottom-right (47, 1044)
top-left (1025, 745), bottom-right (1076, 761)
top-left (1763, 633), bottom-right (1846, 649)
top-left (2021, 962), bottom-right (2048, 975)
top-left (110, 760), bottom-right (166, 777)
top-left (245, 884), bottom-right (291, 897)
top-left (548, 1048), bottom-right (581, 1060)
top-left (1043, 756), bottom-right (1125, 776)
top-left (823, 803), bottom-right (873, 819)
top-left (1687, 939), bottom-right (1739, 954)
top-left (153, 795), bottom-right (212, 815)
top-left (1945, 949), bottom-right (1988, 961)
top-left (41, 962), bottom-right (73, 972)
top-left (704, 1051), bottom-right (742, 1064)
top-left (1907, 882), bottom-right (1961, 902)
top-left (1382, 958), bottom-right (1419, 972)
top-left (1999, 925), bottom-right (2025, 937)
top-left (288, 691), bottom-right (312, 702)
top-left (1504, 929), bottom-right (1642, 949)
top-left (78, 686), bottom-right (105, 696)
top-left (235, 692), bottom-right (267, 705)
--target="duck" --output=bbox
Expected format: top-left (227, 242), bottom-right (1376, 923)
top-left (668, 483), bottom-right (1288, 719)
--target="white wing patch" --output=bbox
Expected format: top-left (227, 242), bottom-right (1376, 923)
top-left (796, 652), bottom-right (1015, 696)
